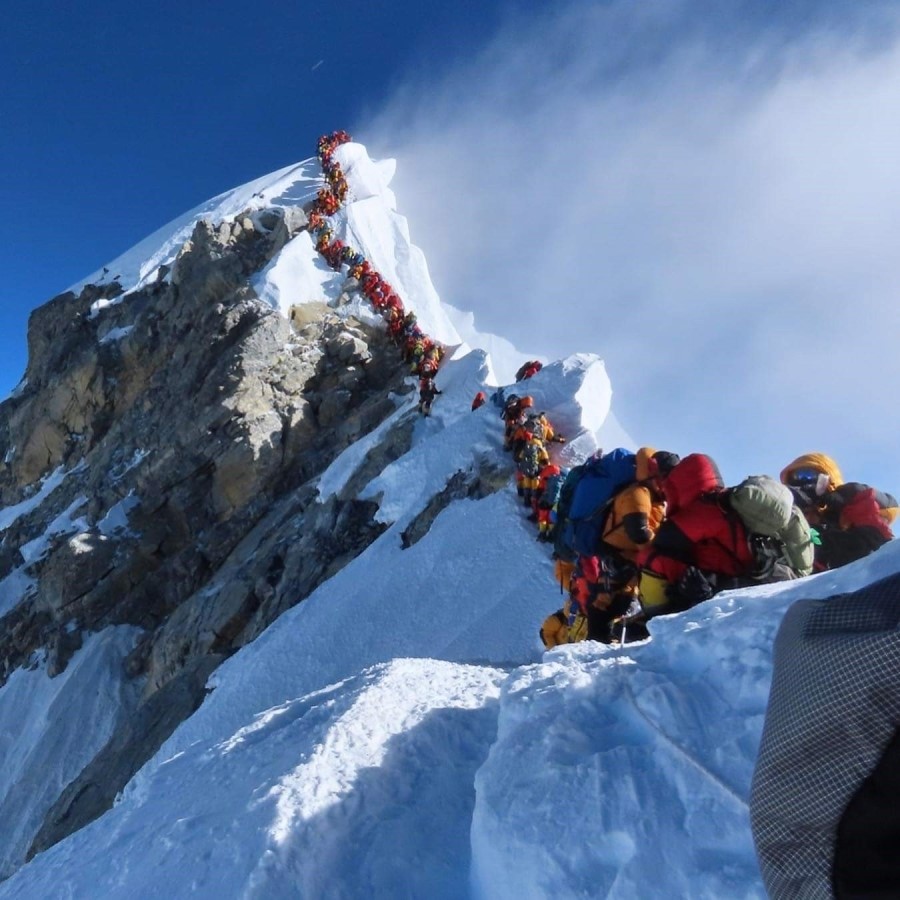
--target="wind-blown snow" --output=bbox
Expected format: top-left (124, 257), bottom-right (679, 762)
top-left (333, 145), bottom-right (460, 348)
top-left (4, 138), bottom-right (897, 898)
top-left (444, 302), bottom-right (536, 387)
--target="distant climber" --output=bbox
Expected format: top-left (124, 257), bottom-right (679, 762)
top-left (518, 435), bottom-right (550, 510)
top-left (534, 463), bottom-right (566, 541)
top-left (310, 129), bottom-right (447, 386)
top-left (781, 453), bottom-right (897, 570)
top-left (515, 360), bottom-right (543, 382)
top-left (418, 376), bottom-right (441, 416)
top-left (502, 394), bottom-right (531, 451)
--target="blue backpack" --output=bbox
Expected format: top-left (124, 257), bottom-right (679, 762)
top-left (539, 471), bottom-right (567, 509)
top-left (556, 449), bottom-right (637, 558)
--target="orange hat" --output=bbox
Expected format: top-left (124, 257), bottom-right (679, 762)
top-left (780, 453), bottom-right (844, 490)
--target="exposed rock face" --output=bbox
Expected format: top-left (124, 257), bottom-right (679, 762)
top-left (400, 461), bottom-right (510, 549)
top-left (0, 206), bottom-right (431, 869)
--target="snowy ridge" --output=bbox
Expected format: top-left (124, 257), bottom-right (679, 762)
top-left (472, 541), bottom-right (900, 899)
top-left (71, 159), bottom-right (323, 298)
top-left (1, 659), bottom-right (503, 899)
top-left (330, 143), bottom-right (460, 347)
top-left (127, 356), bottom-right (590, 768)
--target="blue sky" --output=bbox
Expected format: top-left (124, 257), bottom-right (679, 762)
top-left (1, 0), bottom-right (514, 388)
top-left (4, 0), bottom-right (899, 495)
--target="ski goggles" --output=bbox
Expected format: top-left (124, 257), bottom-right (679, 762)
top-left (789, 467), bottom-right (823, 486)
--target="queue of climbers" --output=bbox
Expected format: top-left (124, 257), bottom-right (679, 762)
top-left (309, 129), bottom-right (899, 895)
top-left (531, 440), bottom-right (898, 649)
top-left (500, 393), bottom-right (568, 531)
top-left (311, 132), bottom-right (445, 414)
top-left (312, 131), bottom-right (897, 647)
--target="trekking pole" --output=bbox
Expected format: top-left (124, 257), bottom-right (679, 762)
top-left (610, 615), bottom-right (626, 648)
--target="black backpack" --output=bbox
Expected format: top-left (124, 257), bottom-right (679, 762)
top-left (520, 442), bottom-right (544, 478)
top-left (526, 416), bottom-right (546, 443)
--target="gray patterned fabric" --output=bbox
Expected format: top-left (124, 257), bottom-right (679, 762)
top-left (750, 573), bottom-right (900, 898)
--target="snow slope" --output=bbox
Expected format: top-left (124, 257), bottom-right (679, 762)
top-left (1, 658), bottom-right (504, 899)
top-left (472, 540), bottom-right (900, 899)
top-left (70, 159), bottom-right (324, 299)
top-left (0, 627), bottom-right (142, 878)
top-left (3, 139), bottom-right (897, 898)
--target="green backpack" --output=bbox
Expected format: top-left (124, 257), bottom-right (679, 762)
top-left (729, 475), bottom-right (814, 578)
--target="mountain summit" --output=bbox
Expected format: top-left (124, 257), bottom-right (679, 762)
top-left (1, 137), bottom-right (898, 898)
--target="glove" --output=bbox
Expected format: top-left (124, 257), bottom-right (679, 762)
top-left (821, 487), bottom-right (847, 514)
top-left (673, 566), bottom-right (716, 607)
top-left (789, 485), bottom-right (816, 509)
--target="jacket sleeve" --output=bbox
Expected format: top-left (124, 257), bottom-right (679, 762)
top-left (836, 485), bottom-right (894, 539)
top-left (622, 486), bottom-right (656, 545)
top-left (646, 518), bottom-right (695, 565)
top-left (834, 724), bottom-right (900, 897)
top-left (751, 577), bottom-right (900, 899)
top-left (818, 525), bottom-right (889, 569)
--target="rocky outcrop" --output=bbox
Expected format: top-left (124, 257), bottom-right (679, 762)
top-left (400, 459), bottom-right (510, 548)
top-left (0, 205), bottom-right (418, 865)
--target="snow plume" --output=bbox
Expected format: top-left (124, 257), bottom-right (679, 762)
top-left (362, 0), bottom-right (900, 493)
